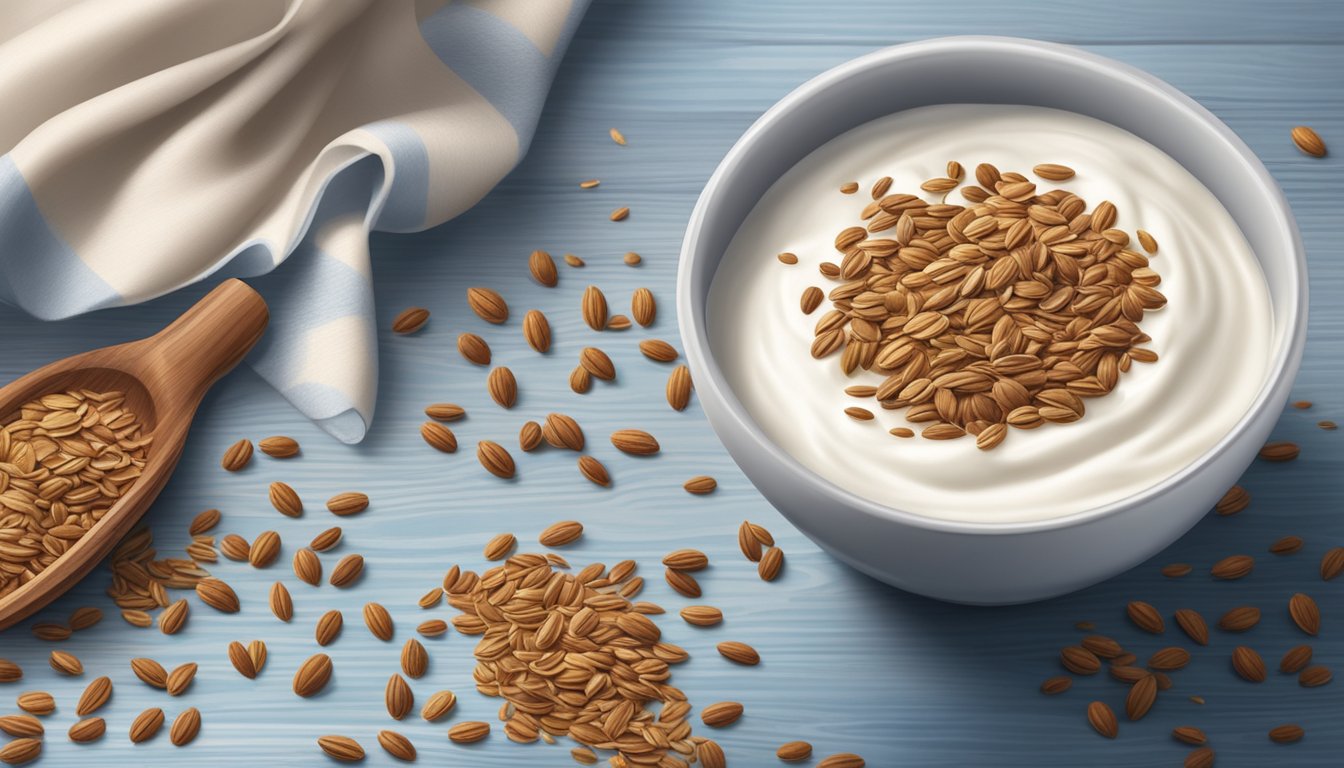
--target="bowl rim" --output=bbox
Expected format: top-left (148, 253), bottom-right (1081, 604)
top-left (677, 35), bottom-right (1309, 536)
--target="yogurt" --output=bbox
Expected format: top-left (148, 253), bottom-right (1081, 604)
top-left (707, 105), bottom-right (1273, 524)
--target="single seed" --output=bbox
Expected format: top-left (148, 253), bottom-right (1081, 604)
top-left (169, 707), bottom-right (201, 746)
top-left (700, 701), bottom-right (743, 727)
top-left (1232, 645), bottom-right (1267, 682)
top-left (1040, 676), bottom-right (1071, 695)
top-left (1215, 606), bottom-right (1258, 633)
top-left (318, 735), bottom-right (365, 762)
top-left (519, 421), bottom-right (543, 452)
top-left (270, 582), bottom-right (293, 621)
top-left (477, 441), bottom-right (515, 479)
top-left (386, 674), bottom-right (413, 720)
top-left (49, 650), bottom-right (82, 676)
top-left (448, 721), bottom-right (490, 744)
top-left (424, 402), bottom-right (465, 421)
top-left (293, 653), bottom-right (333, 697)
top-left (364, 602), bottom-right (394, 641)
top-left (75, 676), bottom-right (112, 715)
top-left (329, 554), bottom-right (365, 587)
top-left (684, 475), bottom-right (716, 494)
top-left (246, 530), bottom-right (283, 570)
top-left (466, 286), bottom-right (508, 324)
top-left (315, 610), bottom-right (343, 646)
top-left (523, 310), bottom-right (551, 352)
top-left (457, 332), bottom-right (491, 365)
top-left (378, 730), bottom-right (416, 761)
top-left (129, 708), bottom-right (165, 743)
top-left (391, 307), bottom-right (429, 334)
top-left (420, 421), bottom-right (457, 452)
top-left (221, 438), bottom-right (253, 471)
top-left (487, 366), bottom-right (518, 408)
top-left (166, 663), bottom-right (197, 696)
top-left (582, 285), bottom-right (608, 330)
top-left (717, 640), bottom-right (760, 665)
top-left (1281, 644), bottom-right (1313, 673)
top-left (1162, 563), bottom-right (1193, 578)
top-left (580, 347), bottom-right (616, 381)
top-left (0, 738), bottom-right (40, 765)
top-left (1289, 592), bottom-right (1320, 635)
top-left (578, 455), bottom-right (610, 486)
top-left (68, 717), bottom-right (106, 743)
top-left (758, 547), bottom-right (784, 581)
top-left (1291, 126), bottom-right (1327, 157)
top-left (1127, 601), bottom-right (1164, 633)
top-left (1259, 441), bottom-right (1300, 461)
top-left (484, 533), bottom-right (516, 561)
top-left (1211, 554), bottom-right (1255, 580)
top-left (1271, 535), bottom-right (1305, 554)
top-left (1172, 726), bottom-right (1207, 745)
top-left (1299, 664), bottom-right (1332, 687)
top-left (777, 741), bottom-right (813, 761)
top-left (529, 250), bottom-right (558, 286)
top-left (1270, 724), bottom-right (1305, 743)
top-left (131, 658), bottom-right (167, 689)
top-left (188, 509), bottom-right (221, 535)
top-left (1322, 547), bottom-right (1344, 580)
top-left (1087, 701), bottom-right (1118, 738)
top-left (1215, 485), bottom-right (1251, 515)
top-left (421, 690), bottom-right (457, 721)
top-left (539, 521), bottom-right (584, 547)
top-left (632, 287), bottom-right (656, 327)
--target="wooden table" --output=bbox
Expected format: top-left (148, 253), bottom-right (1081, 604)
top-left (1, 1), bottom-right (1340, 765)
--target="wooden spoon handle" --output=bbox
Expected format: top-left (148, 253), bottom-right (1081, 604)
top-left (144, 279), bottom-right (269, 403)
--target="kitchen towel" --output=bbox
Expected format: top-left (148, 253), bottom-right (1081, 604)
top-left (0, 0), bottom-right (589, 442)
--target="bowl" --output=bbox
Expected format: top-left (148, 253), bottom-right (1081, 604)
top-left (676, 36), bottom-right (1307, 604)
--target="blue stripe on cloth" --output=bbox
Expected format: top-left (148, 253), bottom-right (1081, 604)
top-left (417, 2), bottom-right (586, 153)
top-left (363, 121), bottom-right (430, 232)
top-left (246, 154), bottom-right (382, 442)
top-left (0, 154), bottom-right (120, 319)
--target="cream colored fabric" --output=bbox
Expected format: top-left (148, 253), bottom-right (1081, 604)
top-left (0, 0), bottom-right (586, 442)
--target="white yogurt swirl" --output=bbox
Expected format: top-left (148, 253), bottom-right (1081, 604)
top-left (709, 105), bottom-right (1273, 523)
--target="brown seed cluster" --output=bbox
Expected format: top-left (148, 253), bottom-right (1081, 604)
top-left (0, 390), bottom-right (151, 597)
top-left (805, 163), bottom-right (1165, 449)
top-left (447, 549), bottom-right (699, 765)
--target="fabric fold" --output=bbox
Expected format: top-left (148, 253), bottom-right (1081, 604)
top-left (0, 0), bottom-right (589, 442)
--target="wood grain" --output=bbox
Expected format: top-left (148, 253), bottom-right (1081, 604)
top-left (0, 279), bottom-right (267, 631)
top-left (0, 1), bottom-right (1340, 765)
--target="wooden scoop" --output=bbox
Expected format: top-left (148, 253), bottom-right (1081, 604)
top-left (0, 279), bottom-right (268, 631)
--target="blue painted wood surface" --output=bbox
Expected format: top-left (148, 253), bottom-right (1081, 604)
top-left (1, 1), bottom-right (1342, 765)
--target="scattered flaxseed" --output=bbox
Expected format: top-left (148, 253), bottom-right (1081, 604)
top-left (391, 307), bottom-right (429, 334)
top-left (1291, 126), bottom-right (1327, 157)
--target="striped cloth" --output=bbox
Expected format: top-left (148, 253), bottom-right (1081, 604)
top-left (0, 0), bottom-right (589, 443)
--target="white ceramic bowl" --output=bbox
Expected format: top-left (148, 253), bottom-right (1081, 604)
top-left (677, 36), bottom-right (1307, 604)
